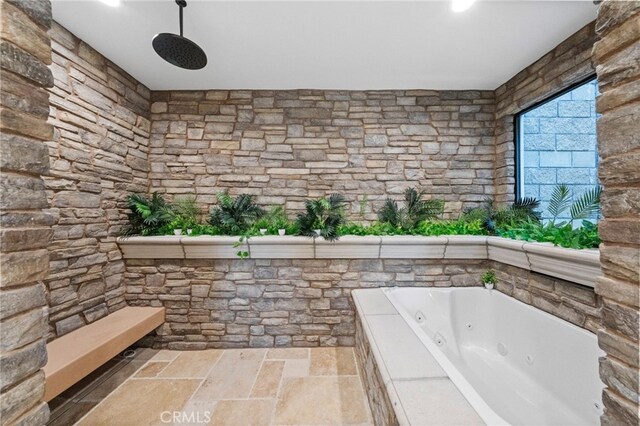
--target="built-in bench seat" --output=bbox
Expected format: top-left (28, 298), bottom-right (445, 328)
top-left (43, 306), bottom-right (165, 401)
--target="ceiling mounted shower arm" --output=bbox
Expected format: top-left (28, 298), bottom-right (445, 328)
top-left (177, 0), bottom-right (186, 37)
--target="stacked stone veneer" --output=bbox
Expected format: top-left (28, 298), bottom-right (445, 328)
top-left (491, 261), bottom-right (601, 333)
top-left (494, 23), bottom-right (597, 204)
top-left (126, 259), bottom-right (487, 349)
top-left (149, 90), bottom-right (495, 220)
top-left (0, 0), bottom-right (52, 423)
top-left (592, 1), bottom-right (640, 425)
top-left (43, 23), bottom-right (151, 338)
top-left (124, 257), bottom-right (601, 349)
top-left (521, 79), bottom-right (600, 221)
top-left (354, 314), bottom-right (398, 426)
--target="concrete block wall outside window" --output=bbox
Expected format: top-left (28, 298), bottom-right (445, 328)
top-left (518, 79), bottom-right (600, 223)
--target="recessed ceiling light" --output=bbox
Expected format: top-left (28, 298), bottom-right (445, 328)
top-left (99, 0), bottom-right (121, 7)
top-left (452, 0), bottom-right (476, 13)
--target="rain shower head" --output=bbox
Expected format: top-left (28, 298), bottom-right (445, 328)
top-left (152, 0), bottom-right (207, 70)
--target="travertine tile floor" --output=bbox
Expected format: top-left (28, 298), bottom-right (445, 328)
top-left (75, 348), bottom-right (373, 426)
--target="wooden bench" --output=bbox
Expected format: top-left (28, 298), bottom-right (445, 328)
top-left (43, 306), bottom-right (165, 401)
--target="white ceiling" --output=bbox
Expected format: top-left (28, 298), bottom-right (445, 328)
top-left (51, 0), bottom-right (598, 91)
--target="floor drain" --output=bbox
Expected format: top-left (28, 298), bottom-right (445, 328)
top-left (122, 349), bottom-right (136, 359)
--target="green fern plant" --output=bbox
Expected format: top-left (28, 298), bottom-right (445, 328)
top-left (548, 184), bottom-right (572, 223)
top-left (547, 184), bottom-right (602, 224)
top-left (462, 196), bottom-right (540, 233)
top-left (570, 186), bottom-right (602, 220)
top-left (209, 192), bottom-right (265, 235)
top-left (378, 188), bottom-right (444, 231)
top-left (172, 195), bottom-right (201, 229)
top-left (123, 192), bottom-right (175, 236)
top-left (296, 194), bottom-right (346, 241)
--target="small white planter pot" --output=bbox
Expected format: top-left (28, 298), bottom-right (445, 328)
top-left (278, 229), bottom-right (286, 236)
top-left (173, 229), bottom-right (182, 236)
top-left (186, 229), bottom-right (193, 235)
top-left (314, 229), bottom-right (322, 237)
top-left (484, 282), bottom-right (495, 290)
top-left (259, 228), bottom-right (267, 235)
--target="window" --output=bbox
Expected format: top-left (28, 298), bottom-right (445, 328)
top-left (516, 78), bottom-right (599, 222)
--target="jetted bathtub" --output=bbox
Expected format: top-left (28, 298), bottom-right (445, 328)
top-left (382, 287), bottom-right (605, 425)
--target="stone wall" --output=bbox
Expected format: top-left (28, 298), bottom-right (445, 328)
top-left (149, 90), bottom-right (495, 221)
top-left (123, 257), bottom-right (600, 349)
top-left (491, 261), bottom-right (601, 333)
top-left (354, 314), bottom-right (398, 426)
top-left (521, 79), bottom-right (600, 221)
top-left (125, 258), bottom-right (488, 349)
top-left (43, 22), bottom-right (151, 339)
top-left (592, 1), bottom-right (640, 425)
top-left (0, 0), bottom-right (52, 423)
top-left (494, 22), bottom-right (597, 204)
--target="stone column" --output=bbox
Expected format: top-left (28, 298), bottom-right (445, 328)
top-left (592, 1), bottom-right (640, 425)
top-left (0, 0), bottom-right (53, 423)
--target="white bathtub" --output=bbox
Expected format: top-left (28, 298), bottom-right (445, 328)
top-left (382, 287), bottom-right (605, 426)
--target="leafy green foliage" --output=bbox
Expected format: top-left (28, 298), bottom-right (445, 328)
top-left (548, 184), bottom-right (571, 223)
top-left (234, 235), bottom-right (250, 259)
top-left (123, 189), bottom-right (599, 250)
top-left (462, 196), bottom-right (540, 233)
top-left (498, 219), bottom-right (600, 249)
top-left (173, 196), bottom-right (200, 227)
top-left (416, 219), bottom-right (486, 236)
top-left (252, 206), bottom-right (297, 235)
top-left (123, 193), bottom-right (175, 236)
top-left (481, 270), bottom-right (497, 285)
top-left (338, 218), bottom-right (486, 237)
top-left (378, 188), bottom-right (444, 231)
top-left (296, 194), bottom-right (346, 241)
top-left (570, 186), bottom-right (602, 220)
top-left (159, 195), bottom-right (202, 233)
top-left (209, 192), bottom-right (265, 235)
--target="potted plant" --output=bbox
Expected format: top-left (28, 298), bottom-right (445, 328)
top-left (481, 269), bottom-right (497, 290)
top-left (296, 194), bottom-right (346, 241)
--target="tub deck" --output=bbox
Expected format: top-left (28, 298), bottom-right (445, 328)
top-left (353, 288), bottom-right (485, 425)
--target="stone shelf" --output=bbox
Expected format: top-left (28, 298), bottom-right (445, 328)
top-left (117, 235), bottom-right (601, 288)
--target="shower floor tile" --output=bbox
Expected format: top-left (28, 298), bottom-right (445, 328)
top-left (74, 347), bottom-right (373, 425)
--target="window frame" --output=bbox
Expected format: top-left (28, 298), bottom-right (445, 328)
top-left (513, 74), bottom-right (598, 200)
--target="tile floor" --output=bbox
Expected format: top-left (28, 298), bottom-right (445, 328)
top-left (74, 347), bottom-right (373, 426)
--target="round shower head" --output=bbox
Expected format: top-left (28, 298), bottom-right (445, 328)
top-left (152, 0), bottom-right (207, 70)
top-left (152, 33), bottom-right (207, 70)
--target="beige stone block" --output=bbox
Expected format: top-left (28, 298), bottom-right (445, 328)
top-left (0, 249), bottom-right (49, 288)
top-left (444, 236), bottom-right (488, 259)
top-left (316, 236), bottom-right (381, 259)
top-left (77, 379), bottom-right (200, 426)
top-left (487, 237), bottom-right (530, 270)
top-left (248, 236), bottom-right (314, 259)
top-left (250, 360), bottom-right (284, 397)
top-left (209, 399), bottom-right (274, 426)
top-left (158, 350), bottom-right (222, 378)
top-left (134, 361), bottom-right (168, 378)
top-left (379, 236), bottom-right (446, 259)
top-left (309, 347), bottom-right (358, 376)
top-left (523, 242), bottom-right (601, 288)
top-left (191, 349), bottom-right (265, 400)
top-left (274, 376), bottom-right (369, 425)
top-left (117, 236), bottom-right (184, 259)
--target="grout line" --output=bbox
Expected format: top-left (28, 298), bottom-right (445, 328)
top-left (183, 349), bottom-right (226, 407)
top-left (247, 349), bottom-right (269, 398)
